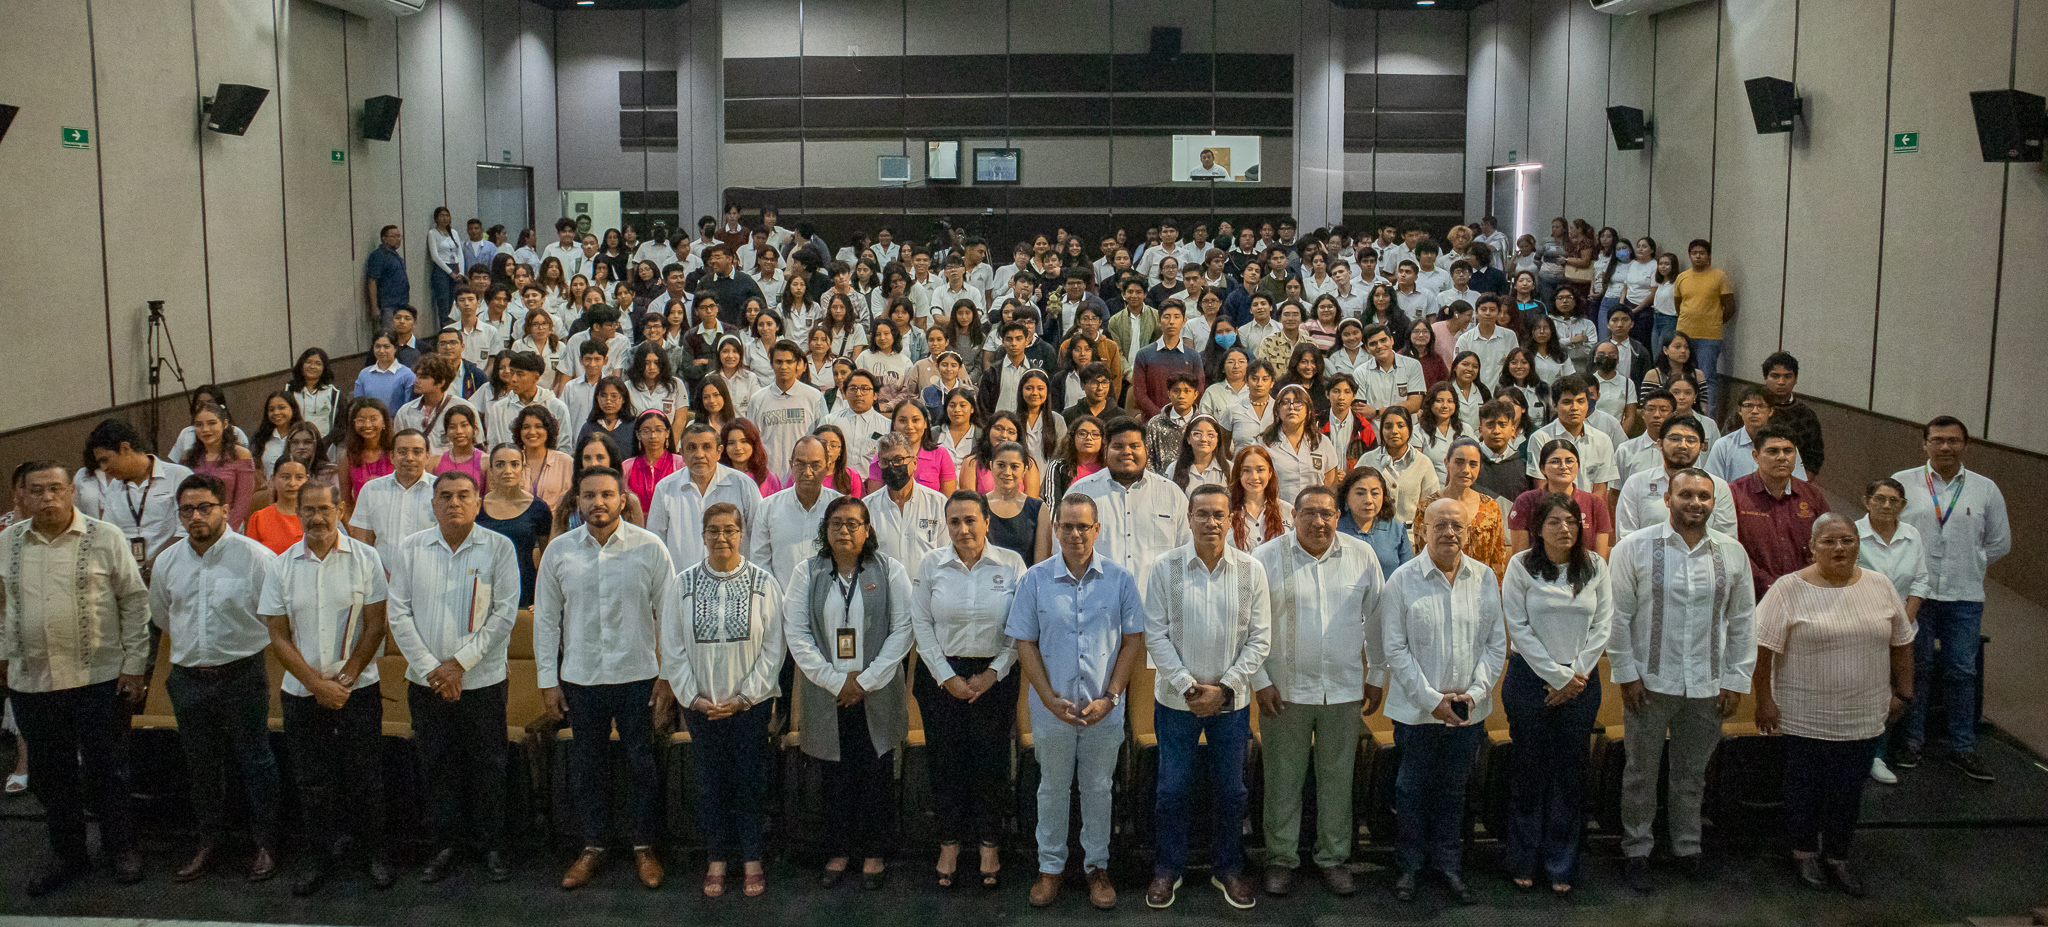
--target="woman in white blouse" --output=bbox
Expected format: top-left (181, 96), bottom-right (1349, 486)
top-left (658, 502), bottom-right (784, 898)
top-left (625, 343), bottom-right (688, 421)
top-left (1499, 492), bottom-right (1612, 897)
top-left (426, 206), bottom-right (463, 328)
top-left (288, 348), bottom-right (342, 438)
top-left (1753, 514), bottom-right (1915, 898)
top-left (909, 494), bottom-right (1025, 890)
top-left (1853, 477), bottom-right (1929, 786)
top-left (1170, 415), bottom-right (1231, 492)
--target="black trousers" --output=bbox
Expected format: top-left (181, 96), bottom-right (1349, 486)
top-left (12, 680), bottom-right (134, 863)
top-left (1784, 734), bottom-right (1880, 860)
top-left (912, 656), bottom-right (1018, 846)
top-left (562, 678), bottom-right (660, 848)
top-left (166, 654), bottom-right (281, 847)
top-left (410, 680), bottom-right (508, 853)
top-left (686, 700), bottom-right (773, 863)
top-left (821, 705), bottom-right (894, 860)
top-left (281, 686), bottom-right (386, 854)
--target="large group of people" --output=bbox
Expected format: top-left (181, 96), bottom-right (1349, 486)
top-left (0, 208), bottom-right (2013, 912)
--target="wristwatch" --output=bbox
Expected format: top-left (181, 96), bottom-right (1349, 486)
top-left (335, 672), bottom-right (357, 689)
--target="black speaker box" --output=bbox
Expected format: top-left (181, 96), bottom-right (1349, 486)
top-left (1606, 105), bottom-right (1648, 150)
top-left (1969, 89), bottom-right (2045, 162)
top-left (205, 83), bottom-right (269, 136)
top-left (362, 94), bottom-right (403, 142)
top-left (1742, 76), bottom-right (1799, 134)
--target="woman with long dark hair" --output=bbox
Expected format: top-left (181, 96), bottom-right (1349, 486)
top-left (1171, 414), bottom-right (1232, 491)
top-left (341, 397), bottom-right (395, 507)
top-left (1043, 415), bottom-right (1106, 501)
top-left (251, 391), bottom-right (304, 477)
top-left (1014, 370), bottom-right (1065, 466)
top-left (721, 418), bottom-right (776, 496)
top-left (1496, 347), bottom-right (1552, 426)
top-left (963, 412), bottom-right (1039, 497)
top-left (810, 424), bottom-right (865, 498)
top-left (287, 347), bottom-right (341, 437)
top-left (182, 401), bottom-right (258, 528)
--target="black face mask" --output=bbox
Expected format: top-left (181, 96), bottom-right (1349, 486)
top-left (881, 463), bottom-right (914, 491)
top-left (1594, 355), bottom-right (1619, 373)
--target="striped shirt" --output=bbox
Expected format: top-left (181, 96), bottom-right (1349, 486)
top-left (1755, 570), bottom-right (1914, 741)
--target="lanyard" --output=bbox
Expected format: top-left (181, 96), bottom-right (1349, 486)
top-left (834, 569), bottom-right (860, 627)
top-left (1925, 466), bottom-right (1965, 529)
top-left (123, 473), bottom-right (154, 529)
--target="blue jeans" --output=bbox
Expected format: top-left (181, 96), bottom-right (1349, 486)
top-left (1500, 655), bottom-right (1600, 883)
top-left (1030, 702), bottom-right (1123, 875)
top-left (1596, 296), bottom-right (1622, 341)
top-left (1153, 704), bottom-right (1251, 878)
top-left (1690, 336), bottom-right (1723, 416)
top-left (1906, 599), bottom-right (1983, 755)
top-left (1651, 313), bottom-right (1678, 357)
top-left (427, 266), bottom-right (454, 334)
top-left (1392, 720), bottom-right (1483, 878)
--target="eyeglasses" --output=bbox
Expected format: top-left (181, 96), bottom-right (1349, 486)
top-left (1054, 522), bottom-right (1097, 534)
top-left (880, 457), bottom-right (917, 468)
top-left (703, 526), bottom-right (743, 538)
top-left (845, 384), bottom-right (874, 393)
top-left (827, 519), bottom-right (869, 532)
top-left (177, 503), bottom-right (222, 517)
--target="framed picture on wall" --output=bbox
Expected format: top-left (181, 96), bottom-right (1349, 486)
top-left (927, 140), bottom-right (960, 183)
top-left (973, 147), bottom-right (1021, 185)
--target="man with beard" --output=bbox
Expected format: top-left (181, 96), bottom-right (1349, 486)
top-left (1065, 419), bottom-right (1190, 599)
top-left (1612, 418), bottom-right (1736, 541)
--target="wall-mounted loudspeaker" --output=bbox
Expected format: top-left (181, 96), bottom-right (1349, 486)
top-left (204, 83), bottom-right (269, 136)
top-left (1742, 77), bottom-right (1801, 134)
top-left (361, 95), bottom-right (403, 142)
top-left (1606, 105), bottom-right (1648, 150)
top-left (1150, 26), bottom-right (1182, 57)
top-left (0, 105), bottom-right (17, 145)
top-left (1968, 89), bottom-right (2045, 162)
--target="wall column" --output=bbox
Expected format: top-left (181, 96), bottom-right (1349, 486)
top-left (676, 0), bottom-right (723, 225)
top-left (1292, 0), bottom-right (1346, 230)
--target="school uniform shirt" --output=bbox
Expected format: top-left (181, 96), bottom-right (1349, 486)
top-left (659, 559), bottom-right (786, 706)
top-left (1263, 431), bottom-right (1343, 504)
top-left (347, 472), bottom-right (437, 568)
top-left (1237, 318), bottom-right (1283, 354)
top-left (646, 465), bottom-right (762, 572)
top-left (821, 407), bottom-right (892, 474)
top-left (1524, 420), bottom-right (1620, 490)
top-left (1604, 521), bottom-right (1756, 698)
top-left (383, 525), bottom-right (521, 689)
top-left (454, 320), bottom-right (503, 368)
top-left (258, 534), bottom-right (388, 698)
top-left (558, 330), bottom-right (632, 379)
top-left (75, 456), bottom-right (193, 564)
top-left (1613, 467), bottom-right (1738, 541)
top-left (532, 521), bottom-right (674, 688)
top-left (393, 393), bottom-right (475, 455)
top-left (1612, 433), bottom-right (1662, 493)
top-left (1592, 371), bottom-right (1636, 422)
top-left (1354, 354), bottom-right (1428, 412)
top-left (911, 544), bottom-right (1025, 683)
top-left (1393, 286), bottom-right (1437, 321)
top-left (1376, 552), bottom-right (1508, 725)
top-left (864, 483), bottom-right (949, 571)
top-left (1501, 550), bottom-right (1614, 690)
top-left (1453, 325), bottom-right (1519, 389)
top-left (484, 387), bottom-right (570, 449)
top-left (1143, 544), bottom-right (1273, 712)
top-left (148, 532), bottom-right (277, 668)
top-left (1251, 532), bottom-right (1385, 702)
top-left (1357, 446), bottom-right (1441, 528)
top-left (1067, 468), bottom-right (1190, 600)
top-left (1227, 396), bottom-right (1276, 449)
top-left (744, 380), bottom-right (829, 482)
top-left (626, 377), bottom-right (689, 421)
top-left (0, 512), bottom-right (152, 693)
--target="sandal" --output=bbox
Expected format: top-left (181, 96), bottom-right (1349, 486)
top-left (703, 868), bottom-right (726, 898)
top-left (978, 840), bottom-right (1002, 890)
top-left (4, 773), bottom-right (25, 795)
top-left (937, 842), bottom-right (959, 889)
top-left (743, 869), bottom-right (767, 897)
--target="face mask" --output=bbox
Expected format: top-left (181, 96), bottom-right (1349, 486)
top-left (1615, 247), bottom-right (1632, 260)
top-left (1214, 332), bottom-right (1238, 349)
top-left (881, 463), bottom-right (914, 491)
top-left (1594, 355), bottom-right (1619, 373)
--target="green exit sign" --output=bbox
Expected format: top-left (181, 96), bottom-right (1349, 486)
top-left (330, 149), bottom-right (346, 163)
top-left (1892, 131), bottom-right (1919, 154)
top-left (61, 126), bottom-right (90, 149)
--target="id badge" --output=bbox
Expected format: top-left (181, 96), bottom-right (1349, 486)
top-left (836, 627), bottom-right (857, 661)
top-left (128, 535), bottom-right (146, 564)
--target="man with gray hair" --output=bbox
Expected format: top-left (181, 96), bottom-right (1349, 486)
top-left (748, 435), bottom-right (841, 586)
top-left (864, 432), bottom-right (947, 568)
top-left (1606, 468), bottom-right (1755, 893)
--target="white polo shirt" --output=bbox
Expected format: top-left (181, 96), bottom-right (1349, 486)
top-left (1525, 420), bottom-right (1621, 491)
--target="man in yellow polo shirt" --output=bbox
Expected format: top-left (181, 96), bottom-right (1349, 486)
top-left (1672, 239), bottom-right (1736, 415)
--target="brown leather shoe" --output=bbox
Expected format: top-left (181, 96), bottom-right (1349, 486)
top-left (1086, 867), bottom-right (1117, 909)
top-left (635, 847), bottom-right (665, 889)
top-left (1213, 872), bottom-right (1257, 910)
top-left (1317, 864), bottom-right (1356, 896)
top-left (248, 847), bottom-right (278, 883)
top-left (561, 848), bottom-right (606, 890)
top-left (1029, 871), bottom-right (1062, 907)
top-left (1145, 875), bottom-right (1181, 909)
top-left (175, 845), bottom-right (215, 883)
top-left (1263, 864), bottom-right (1293, 896)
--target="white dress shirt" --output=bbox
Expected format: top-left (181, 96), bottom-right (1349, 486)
top-left (148, 532), bottom-right (277, 668)
top-left (745, 380), bottom-right (829, 481)
top-left (822, 407), bottom-right (892, 473)
top-left (1377, 552), bottom-right (1508, 725)
top-left (347, 472), bottom-right (437, 568)
top-left (1605, 522), bottom-right (1757, 698)
top-left (1855, 516), bottom-right (1932, 604)
top-left (1143, 544), bottom-right (1272, 712)
top-left (1612, 433), bottom-right (1662, 491)
top-left (782, 555), bottom-right (915, 695)
top-left (258, 535), bottom-right (388, 697)
top-left (660, 559), bottom-right (786, 706)
top-left (1501, 549), bottom-right (1614, 689)
top-left (532, 521), bottom-right (674, 688)
top-left (1890, 465), bottom-right (2010, 602)
top-left (864, 484), bottom-right (948, 570)
top-left (646, 465), bottom-right (762, 573)
top-left (383, 525), bottom-right (522, 689)
top-left (1251, 533), bottom-right (1385, 703)
top-left (1526, 420), bottom-right (1621, 490)
top-left (0, 512), bottom-right (152, 693)
top-left (1453, 325), bottom-right (1519, 388)
top-left (75, 457), bottom-right (193, 563)
top-left (910, 544), bottom-right (1024, 683)
top-left (1068, 468), bottom-right (1190, 599)
top-left (746, 485), bottom-right (841, 587)
top-left (1613, 467), bottom-right (1738, 541)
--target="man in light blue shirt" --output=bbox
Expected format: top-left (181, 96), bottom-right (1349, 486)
top-left (1006, 492), bottom-right (1145, 911)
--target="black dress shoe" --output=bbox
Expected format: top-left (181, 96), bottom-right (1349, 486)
top-left (112, 849), bottom-right (144, 885)
top-left (175, 844), bottom-right (216, 883)
top-left (25, 857), bottom-right (90, 896)
top-left (1794, 855), bottom-right (1826, 891)
top-left (421, 848), bottom-right (458, 884)
top-left (291, 858), bottom-right (332, 897)
top-left (1392, 871), bottom-right (1417, 902)
top-left (1442, 872), bottom-right (1477, 905)
top-left (484, 850), bottom-right (511, 883)
top-left (1825, 860), bottom-right (1867, 898)
top-left (369, 856), bottom-right (397, 890)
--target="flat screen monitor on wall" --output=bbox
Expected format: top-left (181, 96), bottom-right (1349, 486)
top-left (878, 155), bottom-right (912, 184)
top-left (974, 148), bottom-right (1021, 184)
top-left (1173, 135), bottom-right (1261, 182)
top-left (927, 141), bottom-right (960, 182)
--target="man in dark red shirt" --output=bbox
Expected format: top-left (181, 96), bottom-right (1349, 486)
top-left (1729, 424), bottom-right (1829, 598)
top-left (1131, 301), bottom-right (1205, 420)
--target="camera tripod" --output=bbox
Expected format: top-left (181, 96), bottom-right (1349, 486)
top-left (145, 300), bottom-right (189, 454)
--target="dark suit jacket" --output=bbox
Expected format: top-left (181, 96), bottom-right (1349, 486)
top-left (975, 354), bottom-right (1062, 421)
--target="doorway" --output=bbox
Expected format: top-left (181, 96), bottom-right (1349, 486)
top-left (1484, 164), bottom-right (1542, 247)
top-left (477, 163), bottom-right (534, 240)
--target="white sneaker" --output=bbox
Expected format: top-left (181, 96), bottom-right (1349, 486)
top-left (1869, 757), bottom-right (1898, 785)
